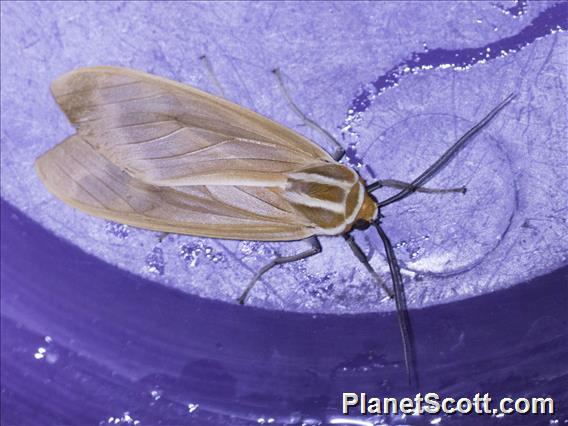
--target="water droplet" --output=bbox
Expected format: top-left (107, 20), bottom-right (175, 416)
top-left (145, 247), bottom-right (165, 275)
top-left (305, 274), bottom-right (335, 300)
top-left (106, 412), bottom-right (139, 425)
top-left (301, 419), bottom-right (322, 426)
top-left (238, 241), bottom-right (273, 258)
top-left (34, 346), bottom-right (46, 359)
top-left (150, 389), bottom-right (162, 400)
top-left (288, 412), bottom-right (302, 424)
top-left (187, 403), bottom-right (199, 413)
top-left (180, 241), bottom-right (224, 267)
top-left (34, 338), bottom-right (59, 363)
top-left (180, 242), bottom-right (203, 267)
top-left (105, 221), bottom-right (130, 239)
top-left (46, 352), bottom-right (59, 364)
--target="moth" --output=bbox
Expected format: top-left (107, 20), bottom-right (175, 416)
top-left (35, 66), bottom-right (514, 385)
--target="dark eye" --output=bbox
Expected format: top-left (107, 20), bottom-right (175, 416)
top-left (353, 219), bottom-right (370, 230)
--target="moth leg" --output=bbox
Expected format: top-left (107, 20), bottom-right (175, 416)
top-left (238, 236), bottom-right (322, 305)
top-left (199, 55), bottom-right (226, 97)
top-left (272, 68), bottom-right (345, 161)
top-left (343, 233), bottom-right (394, 298)
top-left (367, 179), bottom-right (466, 194)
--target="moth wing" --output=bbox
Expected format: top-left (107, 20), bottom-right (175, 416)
top-left (50, 66), bottom-right (334, 187)
top-left (35, 135), bottom-right (317, 241)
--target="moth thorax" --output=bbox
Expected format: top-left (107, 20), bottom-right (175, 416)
top-left (354, 191), bottom-right (378, 224)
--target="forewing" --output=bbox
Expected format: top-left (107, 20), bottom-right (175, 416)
top-left (35, 135), bottom-right (316, 241)
top-left (51, 66), bottom-right (334, 187)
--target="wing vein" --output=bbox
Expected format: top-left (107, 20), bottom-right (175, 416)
top-left (66, 149), bottom-right (141, 213)
top-left (232, 186), bottom-right (294, 217)
top-left (51, 161), bottom-right (113, 211)
top-left (174, 125), bottom-right (316, 158)
top-left (121, 125), bottom-right (185, 146)
top-left (200, 186), bottom-right (270, 221)
top-left (55, 81), bottom-right (142, 98)
top-left (149, 159), bottom-right (301, 170)
top-left (139, 138), bottom-right (235, 160)
top-left (200, 186), bottom-right (294, 224)
top-left (81, 92), bottom-right (164, 110)
top-left (106, 119), bottom-right (179, 131)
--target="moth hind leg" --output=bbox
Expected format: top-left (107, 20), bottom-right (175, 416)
top-left (343, 233), bottom-right (394, 298)
top-left (238, 236), bottom-right (322, 305)
top-left (272, 68), bottom-right (345, 161)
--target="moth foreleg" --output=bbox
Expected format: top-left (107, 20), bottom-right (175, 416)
top-left (343, 234), bottom-right (394, 298)
top-left (272, 68), bottom-right (345, 161)
top-left (367, 179), bottom-right (466, 194)
top-left (238, 236), bottom-right (322, 305)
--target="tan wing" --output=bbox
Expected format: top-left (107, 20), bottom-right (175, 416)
top-left (35, 135), bottom-right (317, 241)
top-left (50, 66), bottom-right (334, 187)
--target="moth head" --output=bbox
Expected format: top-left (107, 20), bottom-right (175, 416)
top-left (352, 218), bottom-right (371, 230)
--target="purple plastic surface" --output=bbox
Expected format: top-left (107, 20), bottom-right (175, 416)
top-left (2, 199), bottom-right (567, 424)
top-left (1, 1), bottom-right (567, 425)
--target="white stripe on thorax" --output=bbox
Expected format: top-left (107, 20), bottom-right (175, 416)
top-left (287, 172), bottom-right (355, 188)
top-left (345, 181), bottom-right (365, 225)
top-left (284, 191), bottom-right (346, 214)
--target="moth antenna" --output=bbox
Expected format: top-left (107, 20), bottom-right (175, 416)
top-left (199, 54), bottom-right (226, 97)
top-left (378, 93), bottom-right (516, 208)
top-left (374, 220), bottom-right (419, 387)
top-left (272, 68), bottom-right (345, 161)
